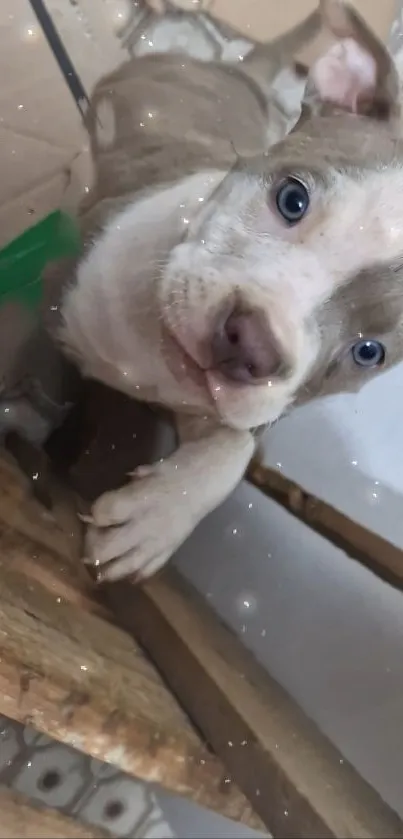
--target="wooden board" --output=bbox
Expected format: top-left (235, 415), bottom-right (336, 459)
top-left (106, 570), bottom-right (403, 839)
top-left (0, 456), bottom-right (262, 831)
top-left (0, 786), bottom-right (109, 839)
top-left (247, 459), bottom-right (403, 592)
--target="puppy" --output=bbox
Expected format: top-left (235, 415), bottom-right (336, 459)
top-left (60, 0), bottom-right (403, 583)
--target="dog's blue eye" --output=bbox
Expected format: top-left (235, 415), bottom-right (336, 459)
top-left (275, 178), bottom-right (309, 224)
top-left (351, 339), bottom-right (385, 368)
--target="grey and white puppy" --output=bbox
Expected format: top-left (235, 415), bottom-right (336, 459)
top-left (60, 0), bottom-right (403, 582)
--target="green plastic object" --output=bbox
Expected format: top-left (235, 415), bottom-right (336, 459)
top-left (0, 210), bottom-right (81, 311)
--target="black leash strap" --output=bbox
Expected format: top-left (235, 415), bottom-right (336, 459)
top-left (28, 0), bottom-right (92, 123)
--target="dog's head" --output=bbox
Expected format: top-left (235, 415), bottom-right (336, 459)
top-left (161, 0), bottom-right (403, 430)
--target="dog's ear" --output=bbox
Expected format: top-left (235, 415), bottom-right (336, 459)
top-left (304, 0), bottom-right (400, 121)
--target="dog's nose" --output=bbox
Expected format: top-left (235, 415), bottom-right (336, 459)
top-left (211, 308), bottom-right (282, 384)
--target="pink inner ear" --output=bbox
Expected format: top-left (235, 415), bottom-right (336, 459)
top-left (311, 37), bottom-right (377, 112)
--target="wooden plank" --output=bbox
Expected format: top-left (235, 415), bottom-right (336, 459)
top-left (0, 541), bottom-right (261, 829)
top-left (0, 786), bottom-right (109, 839)
top-left (0, 456), bottom-right (109, 620)
top-left (247, 458), bottom-right (403, 592)
top-left (106, 570), bottom-right (403, 839)
top-left (0, 458), bottom-right (262, 831)
top-left (0, 453), bottom-right (81, 563)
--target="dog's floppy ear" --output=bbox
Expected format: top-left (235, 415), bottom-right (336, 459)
top-left (304, 0), bottom-right (400, 121)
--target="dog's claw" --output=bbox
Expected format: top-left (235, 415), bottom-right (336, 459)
top-left (78, 512), bottom-right (94, 524)
top-left (82, 556), bottom-right (100, 566)
top-left (82, 462), bottom-right (195, 582)
top-left (127, 464), bottom-right (155, 479)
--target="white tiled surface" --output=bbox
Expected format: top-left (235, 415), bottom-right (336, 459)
top-left (0, 716), bottom-right (174, 838)
top-left (0, 715), bottom-right (265, 837)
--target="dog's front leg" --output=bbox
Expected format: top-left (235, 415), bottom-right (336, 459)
top-left (84, 416), bottom-right (255, 582)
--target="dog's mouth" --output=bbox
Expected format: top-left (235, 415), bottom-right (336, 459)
top-left (160, 323), bottom-right (209, 391)
top-left (161, 319), bottom-right (287, 419)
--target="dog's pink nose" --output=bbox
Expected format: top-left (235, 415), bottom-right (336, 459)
top-left (211, 308), bottom-right (282, 384)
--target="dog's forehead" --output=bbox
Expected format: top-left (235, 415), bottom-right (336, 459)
top-left (267, 113), bottom-right (403, 170)
top-left (312, 166), bottom-right (403, 273)
top-left (229, 116), bottom-right (403, 204)
top-left (227, 117), bottom-right (403, 266)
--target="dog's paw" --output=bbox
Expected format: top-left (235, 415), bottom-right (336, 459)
top-left (83, 463), bottom-right (194, 582)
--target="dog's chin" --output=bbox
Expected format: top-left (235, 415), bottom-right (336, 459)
top-left (205, 369), bottom-right (290, 430)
